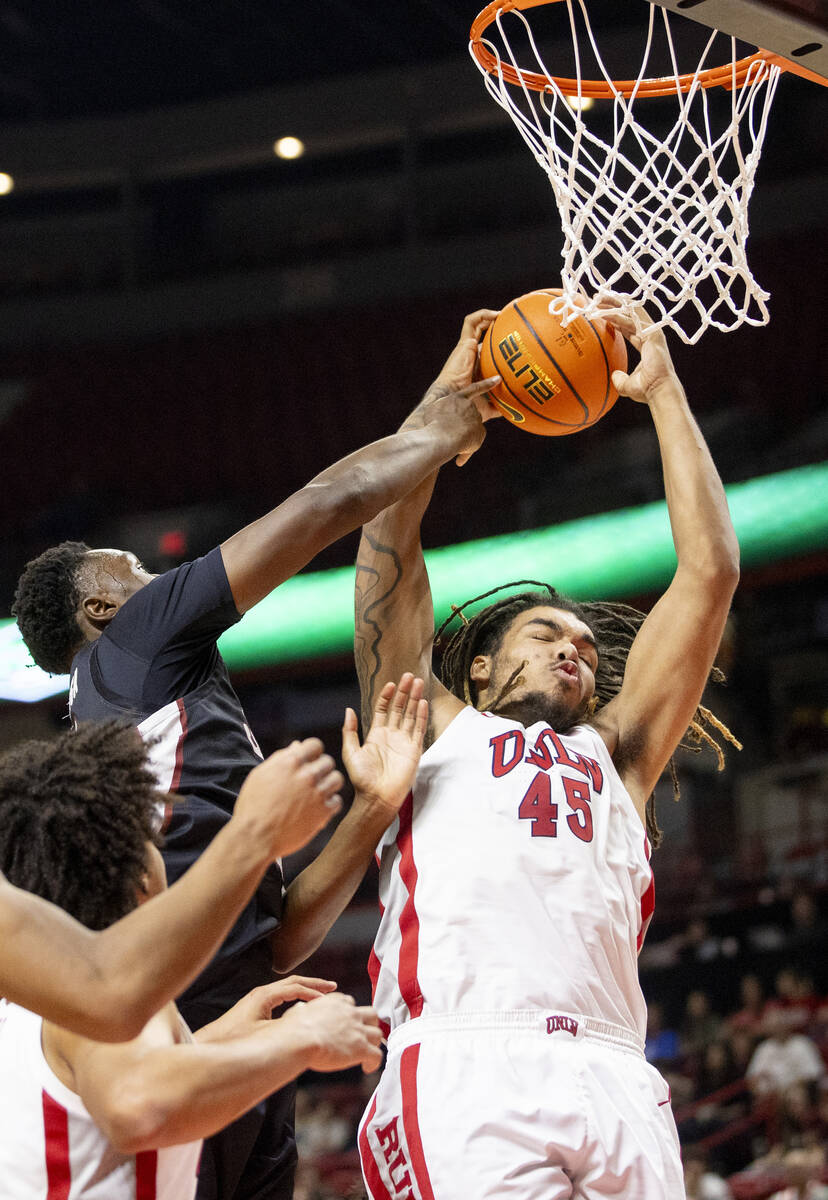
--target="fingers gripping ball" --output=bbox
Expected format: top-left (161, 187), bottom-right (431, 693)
top-left (478, 289), bottom-right (627, 436)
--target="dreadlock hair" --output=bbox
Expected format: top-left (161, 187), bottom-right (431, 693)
top-left (436, 580), bottom-right (741, 849)
top-left (0, 720), bottom-right (160, 930)
top-left (12, 541), bottom-right (91, 675)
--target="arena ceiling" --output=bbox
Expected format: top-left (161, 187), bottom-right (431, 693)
top-left (0, 0), bottom-right (740, 122)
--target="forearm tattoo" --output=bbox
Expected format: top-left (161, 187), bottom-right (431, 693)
top-left (354, 532), bottom-right (403, 730)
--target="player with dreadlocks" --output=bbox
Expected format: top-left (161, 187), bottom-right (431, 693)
top-left (353, 306), bottom-right (740, 1199)
top-left (437, 580), bottom-right (740, 849)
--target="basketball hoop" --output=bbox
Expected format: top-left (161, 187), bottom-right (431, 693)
top-left (469, 0), bottom-right (798, 343)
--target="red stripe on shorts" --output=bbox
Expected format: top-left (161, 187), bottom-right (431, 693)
top-left (637, 833), bottom-right (655, 951)
top-left (400, 1044), bottom-right (435, 1200)
top-left (396, 795), bottom-right (423, 1019)
top-left (170, 699), bottom-right (188, 792)
top-left (42, 1091), bottom-right (71, 1200)
top-left (136, 1149), bottom-right (158, 1198)
top-left (358, 1096), bottom-right (395, 1200)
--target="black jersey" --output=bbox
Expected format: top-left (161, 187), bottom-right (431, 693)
top-left (68, 547), bottom-right (284, 996)
top-left (68, 546), bottom-right (296, 1199)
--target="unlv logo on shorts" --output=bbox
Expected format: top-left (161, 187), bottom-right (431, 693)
top-left (546, 1014), bottom-right (579, 1037)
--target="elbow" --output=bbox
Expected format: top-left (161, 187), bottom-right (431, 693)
top-left (98, 978), bottom-right (161, 1043)
top-left (269, 925), bottom-right (316, 976)
top-left (99, 1087), bottom-right (172, 1155)
top-left (710, 552), bottom-right (740, 595)
top-left (93, 1014), bottom-right (148, 1044)
top-left (269, 936), bottom-right (306, 977)
top-left (685, 543), bottom-right (740, 597)
top-left (301, 469), bottom-right (377, 542)
top-left (80, 984), bottom-right (155, 1044)
top-left (332, 465), bottom-right (383, 527)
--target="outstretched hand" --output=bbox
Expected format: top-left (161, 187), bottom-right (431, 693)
top-left (195, 976), bottom-right (339, 1043)
top-left (280, 993), bottom-right (384, 1074)
top-left (405, 309), bottom-right (503, 467)
top-left (432, 309), bottom-right (500, 397)
top-left (604, 306), bottom-right (684, 405)
top-left (234, 738), bottom-right (344, 860)
top-left (342, 673), bottom-right (428, 819)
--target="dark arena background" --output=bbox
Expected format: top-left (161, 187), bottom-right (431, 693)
top-left (0, 3), bottom-right (826, 1197)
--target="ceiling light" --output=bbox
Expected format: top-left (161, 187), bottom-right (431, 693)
top-left (0, 173), bottom-right (14, 194)
top-left (274, 136), bottom-right (305, 160)
top-left (565, 95), bottom-right (595, 112)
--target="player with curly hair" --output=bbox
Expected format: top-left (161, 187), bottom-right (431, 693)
top-left (0, 706), bottom-right (350, 1041)
top-left (353, 307), bottom-right (740, 1199)
top-left (0, 677), bottom-right (427, 1199)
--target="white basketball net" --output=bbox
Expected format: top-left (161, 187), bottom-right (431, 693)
top-left (470, 2), bottom-right (783, 343)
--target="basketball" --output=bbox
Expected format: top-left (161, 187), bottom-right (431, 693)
top-left (478, 289), bottom-right (628, 436)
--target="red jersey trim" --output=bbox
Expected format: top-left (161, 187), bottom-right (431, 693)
top-left (42, 1091), bottom-right (71, 1200)
top-left (169, 699), bottom-right (188, 793)
top-left (395, 795), bottom-right (423, 1020)
top-left (367, 897), bottom-right (391, 1041)
top-left (136, 1148), bottom-right (158, 1199)
top-left (637, 833), bottom-right (655, 952)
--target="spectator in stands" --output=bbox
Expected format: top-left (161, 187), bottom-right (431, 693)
top-left (729, 1027), bottom-right (759, 1081)
top-left (778, 1081), bottom-right (824, 1147)
top-left (746, 1010), bottom-right (826, 1098)
top-left (645, 1000), bottom-right (681, 1066)
top-left (768, 1146), bottom-right (828, 1200)
top-left (683, 1146), bottom-right (733, 1200)
top-left (729, 973), bottom-right (767, 1038)
top-left (295, 1090), bottom-right (350, 1161)
top-left (681, 917), bottom-right (724, 964)
top-left (682, 989), bottom-right (723, 1059)
top-left (765, 968), bottom-right (818, 1034)
top-left (789, 891), bottom-right (825, 947)
top-left (697, 1040), bottom-right (740, 1098)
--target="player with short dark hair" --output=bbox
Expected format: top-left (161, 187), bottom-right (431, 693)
top-left (12, 375), bottom-right (494, 1200)
top-left (353, 307), bottom-right (740, 1198)
top-left (0, 683), bottom-right (429, 1200)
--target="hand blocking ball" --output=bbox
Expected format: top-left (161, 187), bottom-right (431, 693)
top-left (478, 288), bottom-right (627, 436)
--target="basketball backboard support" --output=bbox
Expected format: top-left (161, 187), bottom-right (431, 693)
top-left (651, 0), bottom-right (828, 81)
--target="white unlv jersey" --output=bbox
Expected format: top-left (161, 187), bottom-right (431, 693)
top-left (370, 707), bottom-right (655, 1041)
top-left (0, 1002), bottom-right (201, 1200)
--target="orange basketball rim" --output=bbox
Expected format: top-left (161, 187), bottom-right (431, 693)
top-left (470, 0), bottom-right (828, 96)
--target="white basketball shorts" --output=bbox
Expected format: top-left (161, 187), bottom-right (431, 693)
top-left (358, 1011), bottom-right (685, 1200)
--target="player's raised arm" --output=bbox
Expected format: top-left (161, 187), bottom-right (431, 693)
top-left (591, 310), bottom-right (740, 812)
top-left (219, 317), bottom-right (499, 614)
top-left (354, 311), bottom-right (500, 736)
top-left (269, 674), bottom-right (428, 973)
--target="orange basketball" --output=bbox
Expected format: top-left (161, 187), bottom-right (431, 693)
top-left (478, 288), bottom-right (627, 436)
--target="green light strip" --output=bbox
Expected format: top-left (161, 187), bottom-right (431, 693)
top-left (2, 462), bottom-right (826, 701)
